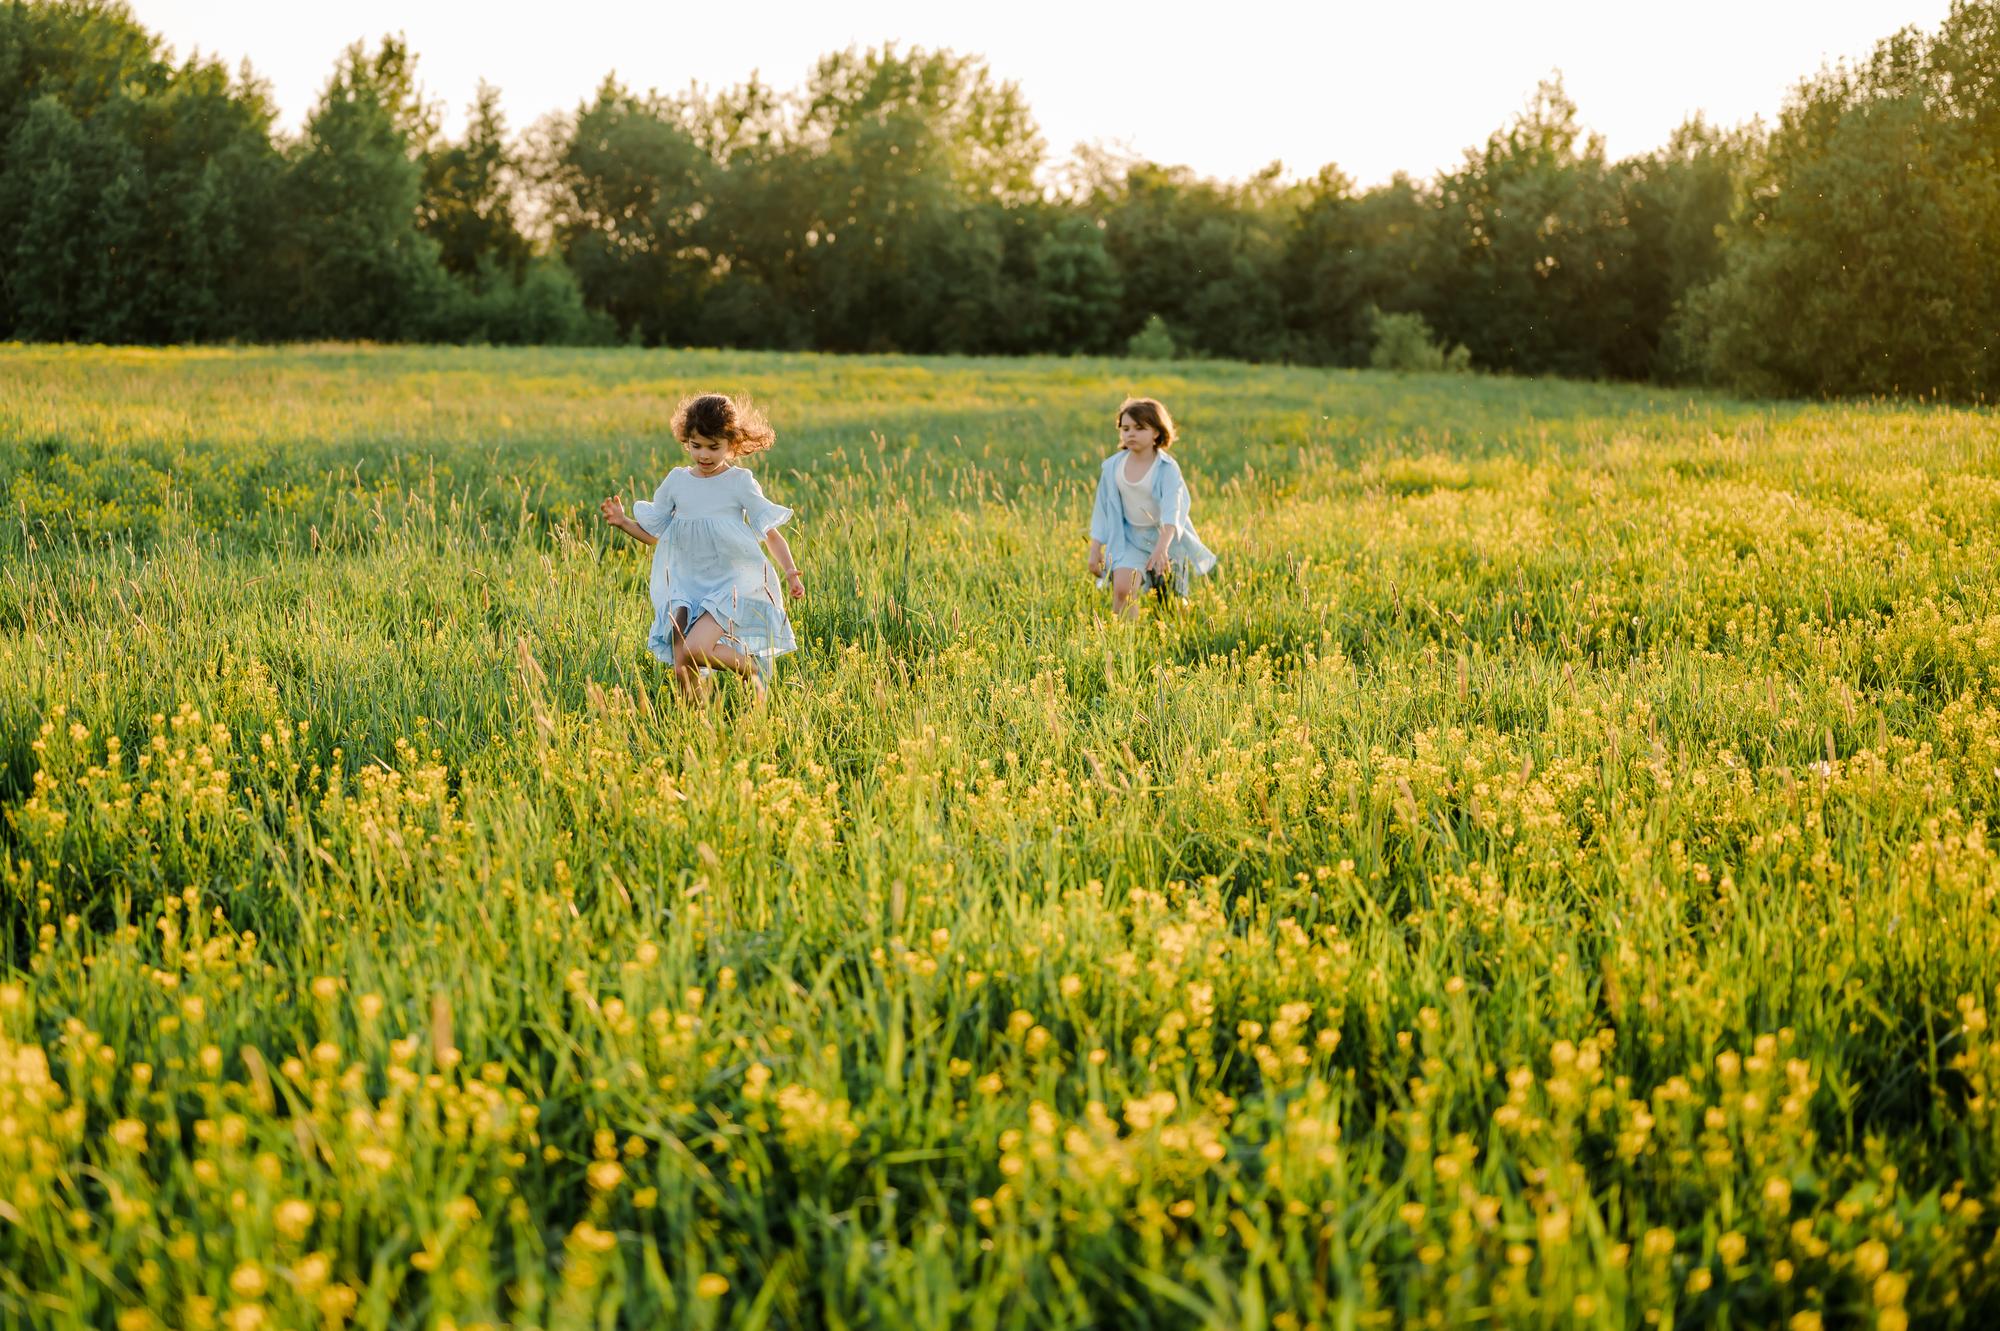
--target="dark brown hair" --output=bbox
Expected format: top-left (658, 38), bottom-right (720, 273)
top-left (1116, 397), bottom-right (1177, 449)
top-left (671, 393), bottom-right (776, 456)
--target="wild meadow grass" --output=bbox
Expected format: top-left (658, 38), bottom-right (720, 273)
top-left (2, 343), bottom-right (1998, 1329)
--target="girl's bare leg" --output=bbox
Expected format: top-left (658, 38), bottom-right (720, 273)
top-left (679, 613), bottom-right (758, 698)
top-left (671, 643), bottom-right (703, 701)
top-left (666, 610), bottom-right (705, 701)
top-left (1111, 568), bottom-right (1143, 620)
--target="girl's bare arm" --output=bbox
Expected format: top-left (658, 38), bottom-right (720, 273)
top-left (764, 529), bottom-right (805, 598)
top-left (601, 495), bottom-right (659, 547)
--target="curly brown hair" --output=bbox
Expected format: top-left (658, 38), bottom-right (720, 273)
top-left (1116, 397), bottom-right (1177, 449)
top-left (671, 393), bottom-right (776, 456)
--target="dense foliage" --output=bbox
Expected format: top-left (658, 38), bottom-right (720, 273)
top-left (2, 344), bottom-right (1999, 1326)
top-left (1, 0), bottom-right (1995, 395)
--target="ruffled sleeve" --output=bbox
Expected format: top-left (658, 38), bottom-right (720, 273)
top-left (739, 469), bottom-right (793, 535)
top-left (631, 474), bottom-right (675, 537)
top-left (1088, 457), bottom-right (1120, 545)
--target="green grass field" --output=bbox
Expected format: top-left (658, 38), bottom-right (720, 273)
top-left (3, 344), bottom-right (1998, 1329)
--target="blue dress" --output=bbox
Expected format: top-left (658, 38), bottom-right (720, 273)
top-left (1088, 451), bottom-right (1219, 596)
top-left (631, 465), bottom-right (797, 678)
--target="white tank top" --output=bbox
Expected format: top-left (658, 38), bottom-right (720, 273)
top-left (1116, 454), bottom-right (1162, 528)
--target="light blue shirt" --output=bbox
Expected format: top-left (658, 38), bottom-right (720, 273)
top-left (1088, 451), bottom-right (1219, 594)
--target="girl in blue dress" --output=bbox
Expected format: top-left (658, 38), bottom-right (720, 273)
top-left (1087, 396), bottom-right (1217, 618)
top-left (601, 394), bottom-right (804, 698)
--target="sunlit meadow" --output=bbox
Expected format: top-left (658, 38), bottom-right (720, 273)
top-left (2, 344), bottom-right (1998, 1329)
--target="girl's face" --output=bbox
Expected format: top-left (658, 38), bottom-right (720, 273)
top-left (1118, 414), bottom-right (1160, 453)
top-left (683, 432), bottom-right (733, 475)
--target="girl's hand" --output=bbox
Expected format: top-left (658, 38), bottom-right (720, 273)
top-left (785, 569), bottom-right (805, 601)
top-left (1145, 546), bottom-right (1173, 577)
top-left (1088, 549), bottom-right (1105, 578)
top-left (600, 495), bottom-right (628, 525)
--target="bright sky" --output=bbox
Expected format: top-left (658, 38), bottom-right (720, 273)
top-left (133, 1), bottom-right (1955, 185)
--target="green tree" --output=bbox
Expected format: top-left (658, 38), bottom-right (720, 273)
top-left (0, 1), bottom-right (283, 341)
top-left (1280, 165), bottom-right (1369, 364)
top-left (0, 95), bottom-right (144, 339)
top-left (1694, 1), bottom-right (1999, 399)
top-left (794, 44), bottom-right (1042, 203)
top-left (1368, 308), bottom-right (1471, 372)
top-left (782, 46), bottom-right (1047, 352)
top-left (421, 82), bottom-right (530, 281)
top-left (1431, 78), bottom-right (1641, 377)
top-left (278, 37), bottom-right (446, 339)
top-left (1621, 117), bottom-right (1759, 380)
top-left (419, 82), bottom-right (608, 345)
top-left (797, 94), bottom-right (971, 351)
top-left (1343, 175), bottom-right (1451, 365)
top-left (0, 0), bottom-right (159, 149)
top-left (681, 77), bottom-right (818, 349)
top-left (1031, 212), bottom-right (1123, 352)
top-left (538, 78), bottom-right (712, 344)
top-left (1091, 160), bottom-right (1297, 362)
top-left (1125, 313), bottom-right (1177, 360)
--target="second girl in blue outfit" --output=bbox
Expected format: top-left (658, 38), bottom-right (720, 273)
top-left (1087, 396), bottom-right (1217, 617)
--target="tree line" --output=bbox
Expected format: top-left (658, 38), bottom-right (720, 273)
top-left (3, 0), bottom-right (1995, 399)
